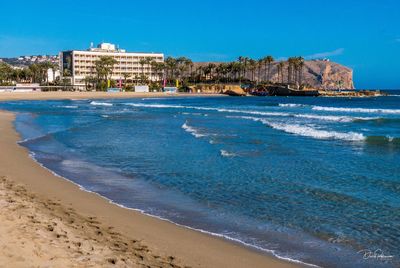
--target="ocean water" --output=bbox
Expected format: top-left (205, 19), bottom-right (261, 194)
top-left (1, 93), bottom-right (399, 267)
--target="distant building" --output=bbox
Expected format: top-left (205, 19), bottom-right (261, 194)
top-left (47, 68), bottom-right (60, 83)
top-left (60, 43), bottom-right (164, 89)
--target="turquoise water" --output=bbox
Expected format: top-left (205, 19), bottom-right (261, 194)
top-left (1, 93), bottom-right (399, 267)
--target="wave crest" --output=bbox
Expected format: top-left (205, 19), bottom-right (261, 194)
top-left (220, 150), bottom-right (238, 157)
top-left (312, 106), bottom-right (400, 114)
top-left (90, 101), bottom-right (113, 107)
top-left (231, 116), bottom-right (365, 142)
top-left (182, 121), bottom-right (207, 138)
top-left (279, 103), bottom-right (305, 108)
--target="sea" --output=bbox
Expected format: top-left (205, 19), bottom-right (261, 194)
top-left (1, 91), bottom-right (399, 267)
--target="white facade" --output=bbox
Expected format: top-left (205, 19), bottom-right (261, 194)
top-left (134, 85), bottom-right (149, 93)
top-left (47, 68), bottom-right (60, 83)
top-left (60, 43), bottom-right (164, 89)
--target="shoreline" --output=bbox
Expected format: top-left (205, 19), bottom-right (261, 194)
top-left (0, 106), bottom-right (298, 267)
top-left (0, 91), bottom-right (224, 102)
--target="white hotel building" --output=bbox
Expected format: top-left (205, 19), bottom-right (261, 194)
top-left (60, 43), bottom-right (164, 88)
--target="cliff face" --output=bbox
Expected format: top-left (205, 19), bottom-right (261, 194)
top-left (299, 61), bottom-right (354, 90)
top-left (194, 60), bottom-right (354, 90)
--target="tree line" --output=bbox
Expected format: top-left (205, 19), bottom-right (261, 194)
top-left (0, 61), bottom-right (58, 86)
top-left (0, 55), bottom-right (306, 90)
top-left (87, 55), bottom-right (306, 91)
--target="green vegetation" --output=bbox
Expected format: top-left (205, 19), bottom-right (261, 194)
top-left (0, 54), bottom-right (307, 91)
top-left (81, 55), bottom-right (305, 92)
top-left (153, 55), bottom-right (305, 90)
top-left (0, 61), bottom-right (58, 86)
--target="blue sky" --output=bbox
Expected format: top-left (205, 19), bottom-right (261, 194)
top-left (1, 0), bottom-right (399, 88)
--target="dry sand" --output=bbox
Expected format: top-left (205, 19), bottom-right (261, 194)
top-left (0, 94), bottom-right (298, 268)
top-left (0, 91), bottom-right (221, 101)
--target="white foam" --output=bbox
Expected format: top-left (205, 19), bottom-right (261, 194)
top-left (127, 103), bottom-right (384, 124)
top-left (59, 105), bottom-right (78, 109)
top-left (127, 103), bottom-right (184, 109)
top-left (90, 101), bottom-right (113, 107)
top-left (232, 116), bottom-right (365, 142)
top-left (126, 103), bottom-right (289, 117)
top-left (279, 103), bottom-right (305, 108)
top-left (293, 114), bottom-right (375, 123)
top-left (182, 121), bottom-right (207, 138)
top-left (268, 122), bottom-right (365, 141)
top-left (220, 150), bottom-right (238, 157)
top-left (181, 112), bottom-right (203, 116)
top-left (312, 106), bottom-right (400, 114)
top-left (294, 114), bottom-right (352, 122)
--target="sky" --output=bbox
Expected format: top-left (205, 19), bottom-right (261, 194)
top-left (1, 0), bottom-right (399, 89)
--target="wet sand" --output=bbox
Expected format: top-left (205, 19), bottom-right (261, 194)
top-left (0, 98), bottom-right (298, 267)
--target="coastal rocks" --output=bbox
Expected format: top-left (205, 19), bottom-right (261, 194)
top-left (189, 84), bottom-right (246, 96)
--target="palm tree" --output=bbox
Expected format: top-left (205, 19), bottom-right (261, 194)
top-left (277, 62), bottom-right (285, 83)
top-left (196, 66), bottom-right (203, 83)
top-left (0, 62), bottom-right (13, 85)
top-left (139, 58), bottom-right (147, 77)
top-left (151, 61), bottom-right (164, 83)
top-left (11, 68), bottom-right (22, 83)
top-left (237, 56), bottom-right (247, 83)
top-left (297, 57), bottom-right (305, 86)
top-left (219, 63), bottom-right (229, 83)
top-left (28, 64), bottom-right (39, 83)
top-left (257, 59), bottom-right (263, 83)
top-left (122, 73), bottom-right (131, 88)
top-left (165, 57), bottom-right (177, 84)
top-left (175, 57), bottom-right (191, 81)
top-left (83, 76), bottom-right (92, 90)
top-left (248, 59), bottom-right (257, 82)
top-left (188, 61), bottom-right (194, 81)
top-left (287, 57), bottom-right (297, 84)
top-left (94, 56), bottom-right (117, 90)
top-left (265, 56), bottom-right (274, 82)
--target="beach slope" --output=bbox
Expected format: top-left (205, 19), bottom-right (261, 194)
top-left (0, 110), bottom-right (296, 268)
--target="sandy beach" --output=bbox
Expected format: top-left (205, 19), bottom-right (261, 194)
top-left (0, 91), bottom-right (222, 101)
top-left (0, 93), bottom-right (297, 268)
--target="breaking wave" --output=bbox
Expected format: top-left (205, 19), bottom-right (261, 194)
top-left (312, 106), bottom-right (400, 114)
top-left (59, 105), bottom-right (78, 109)
top-left (182, 121), bottom-right (207, 138)
top-left (220, 150), bottom-right (238, 157)
top-left (293, 114), bottom-right (377, 123)
top-left (231, 116), bottom-right (365, 142)
top-left (279, 103), bottom-right (305, 108)
top-left (90, 101), bottom-right (113, 107)
top-left (267, 122), bottom-right (365, 141)
top-left (126, 103), bottom-right (290, 117)
top-left (294, 114), bottom-right (353, 122)
top-left (353, 117), bottom-right (400, 124)
top-left (127, 103), bottom-right (381, 123)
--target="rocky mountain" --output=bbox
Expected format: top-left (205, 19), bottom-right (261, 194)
top-left (194, 60), bottom-right (354, 90)
top-left (299, 60), bottom-right (354, 90)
